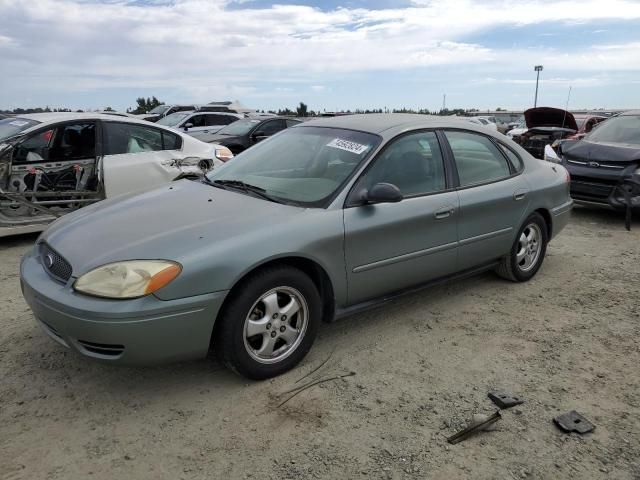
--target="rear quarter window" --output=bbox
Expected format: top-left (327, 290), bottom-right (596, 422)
top-left (498, 143), bottom-right (524, 173)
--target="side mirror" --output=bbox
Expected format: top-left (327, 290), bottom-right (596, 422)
top-left (183, 123), bottom-right (194, 131)
top-left (360, 182), bottom-right (403, 205)
top-left (252, 130), bottom-right (267, 139)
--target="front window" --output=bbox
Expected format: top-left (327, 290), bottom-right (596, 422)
top-left (216, 119), bottom-right (262, 136)
top-left (157, 112), bottom-right (190, 127)
top-left (355, 131), bottom-right (446, 197)
top-left (206, 126), bottom-right (380, 207)
top-left (585, 115), bottom-right (638, 146)
top-left (13, 123), bottom-right (96, 164)
top-left (0, 118), bottom-right (40, 142)
top-left (148, 105), bottom-right (170, 115)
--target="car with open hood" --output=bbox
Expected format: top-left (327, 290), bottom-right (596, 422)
top-left (544, 110), bottom-right (640, 223)
top-left (20, 114), bottom-right (572, 379)
top-left (512, 107), bottom-right (578, 159)
top-left (0, 113), bottom-right (232, 237)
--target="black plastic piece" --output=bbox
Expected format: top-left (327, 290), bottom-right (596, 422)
top-left (553, 411), bottom-right (595, 434)
top-left (488, 391), bottom-right (524, 409)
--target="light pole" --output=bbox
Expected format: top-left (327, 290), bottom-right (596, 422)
top-left (534, 65), bottom-right (543, 107)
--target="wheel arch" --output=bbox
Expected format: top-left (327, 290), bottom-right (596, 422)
top-left (533, 207), bottom-right (552, 238)
top-left (215, 255), bottom-right (337, 333)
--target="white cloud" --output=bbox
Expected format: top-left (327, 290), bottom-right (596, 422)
top-left (0, 0), bottom-right (639, 108)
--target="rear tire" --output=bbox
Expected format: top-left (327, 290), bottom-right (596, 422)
top-left (214, 266), bottom-right (321, 380)
top-left (496, 212), bottom-right (548, 282)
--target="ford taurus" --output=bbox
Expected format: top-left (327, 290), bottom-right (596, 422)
top-left (20, 114), bottom-right (573, 379)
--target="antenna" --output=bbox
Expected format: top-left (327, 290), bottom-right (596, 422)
top-left (561, 86), bottom-right (572, 129)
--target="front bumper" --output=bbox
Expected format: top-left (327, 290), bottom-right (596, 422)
top-left (565, 161), bottom-right (639, 209)
top-left (20, 250), bottom-right (228, 366)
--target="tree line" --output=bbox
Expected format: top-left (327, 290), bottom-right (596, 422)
top-left (2, 98), bottom-right (487, 117)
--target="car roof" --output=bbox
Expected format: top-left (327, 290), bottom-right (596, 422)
top-left (14, 112), bottom-right (192, 137)
top-left (620, 110), bottom-right (640, 116)
top-left (16, 112), bottom-right (154, 124)
top-left (573, 113), bottom-right (607, 119)
top-left (170, 110), bottom-right (240, 116)
top-left (299, 113), bottom-right (491, 135)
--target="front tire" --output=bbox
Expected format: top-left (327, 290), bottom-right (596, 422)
top-left (496, 212), bottom-right (548, 282)
top-left (214, 266), bottom-right (321, 380)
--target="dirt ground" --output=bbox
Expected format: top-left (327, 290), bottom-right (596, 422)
top-left (1, 206), bottom-right (639, 480)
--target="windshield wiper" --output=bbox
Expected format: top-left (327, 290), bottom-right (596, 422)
top-left (211, 179), bottom-right (283, 203)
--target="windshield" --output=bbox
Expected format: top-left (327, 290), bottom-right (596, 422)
top-left (157, 112), bottom-right (190, 127)
top-left (207, 126), bottom-right (381, 207)
top-left (149, 105), bottom-right (170, 115)
top-left (217, 118), bottom-right (262, 136)
top-left (586, 115), bottom-right (639, 146)
top-left (0, 118), bottom-right (40, 142)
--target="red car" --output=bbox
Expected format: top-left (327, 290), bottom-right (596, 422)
top-left (568, 114), bottom-right (608, 140)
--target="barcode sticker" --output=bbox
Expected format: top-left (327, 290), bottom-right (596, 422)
top-left (326, 138), bottom-right (369, 155)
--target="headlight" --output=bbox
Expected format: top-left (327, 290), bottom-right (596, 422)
top-left (74, 260), bottom-right (182, 299)
top-left (543, 144), bottom-right (561, 164)
top-left (215, 146), bottom-right (233, 162)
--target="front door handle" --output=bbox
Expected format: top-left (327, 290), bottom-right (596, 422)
top-left (434, 206), bottom-right (455, 219)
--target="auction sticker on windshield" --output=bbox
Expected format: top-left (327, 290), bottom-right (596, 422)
top-left (326, 138), bottom-right (370, 155)
top-left (9, 121), bottom-right (30, 127)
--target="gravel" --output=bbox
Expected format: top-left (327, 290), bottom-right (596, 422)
top-left (1, 206), bottom-right (639, 479)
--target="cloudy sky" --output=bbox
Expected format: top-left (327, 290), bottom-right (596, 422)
top-left (1, 0), bottom-right (639, 112)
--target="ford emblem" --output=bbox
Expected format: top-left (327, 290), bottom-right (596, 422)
top-left (588, 161), bottom-right (600, 168)
top-left (45, 254), bottom-right (54, 268)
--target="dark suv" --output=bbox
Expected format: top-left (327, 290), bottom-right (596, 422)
top-left (555, 110), bottom-right (639, 211)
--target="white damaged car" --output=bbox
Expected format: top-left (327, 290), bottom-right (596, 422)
top-left (0, 113), bottom-right (233, 237)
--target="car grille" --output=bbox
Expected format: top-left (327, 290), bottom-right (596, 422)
top-left (570, 175), bottom-right (617, 200)
top-left (39, 243), bottom-right (73, 283)
top-left (77, 340), bottom-right (125, 357)
top-left (566, 159), bottom-right (626, 170)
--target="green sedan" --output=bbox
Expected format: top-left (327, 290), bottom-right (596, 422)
top-left (20, 114), bottom-right (573, 379)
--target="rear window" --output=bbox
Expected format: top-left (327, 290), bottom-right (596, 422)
top-left (104, 123), bottom-right (182, 154)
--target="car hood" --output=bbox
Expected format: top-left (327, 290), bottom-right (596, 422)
top-left (561, 139), bottom-right (640, 163)
top-left (524, 107), bottom-right (578, 131)
top-left (206, 134), bottom-right (243, 144)
top-left (40, 179), bottom-right (305, 274)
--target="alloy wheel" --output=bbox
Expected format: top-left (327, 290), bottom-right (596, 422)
top-left (516, 223), bottom-right (542, 272)
top-left (243, 286), bottom-right (309, 365)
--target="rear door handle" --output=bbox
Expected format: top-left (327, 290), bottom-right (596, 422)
top-left (513, 190), bottom-right (528, 201)
top-left (434, 206), bottom-right (455, 219)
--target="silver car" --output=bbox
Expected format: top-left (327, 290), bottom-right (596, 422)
top-left (156, 111), bottom-right (243, 138)
top-left (20, 114), bottom-right (573, 379)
